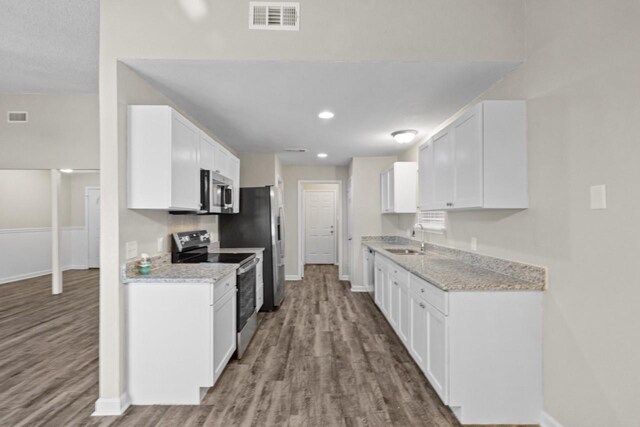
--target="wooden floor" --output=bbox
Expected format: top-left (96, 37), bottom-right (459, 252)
top-left (0, 266), bottom-right (529, 426)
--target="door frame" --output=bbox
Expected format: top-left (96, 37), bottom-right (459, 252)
top-left (303, 189), bottom-right (338, 266)
top-left (297, 180), bottom-right (343, 280)
top-left (84, 186), bottom-right (100, 269)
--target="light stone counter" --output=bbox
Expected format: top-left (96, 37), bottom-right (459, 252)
top-left (122, 252), bottom-right (238, 284)
top-left (362, 236), bottom-right (546, 292)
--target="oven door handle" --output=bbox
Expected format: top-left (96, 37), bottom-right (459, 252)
top-left (237, 257), bottom-right (259, 275)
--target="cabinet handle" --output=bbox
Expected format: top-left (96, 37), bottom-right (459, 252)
top-left (420, 288), bottom-right (425, 293)
top-left (419, 302), bottom-right (426, 309)
top-left (394, 281), bottom-right (398, 286)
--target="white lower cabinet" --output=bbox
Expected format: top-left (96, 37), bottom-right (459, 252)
top-left (213, 285), bottom-right (237, 382)
top-left (369, 248), bottom-right (542, 425)
top-left (126, 272), bottom-right (238, 405)
top-left (256, 252), bottom-right (264, 312)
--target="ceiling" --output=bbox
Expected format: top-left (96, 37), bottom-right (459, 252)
top-left (127, 60), bottom-right (519, 165)
top-left (0, 0), bottom-right (99, 93)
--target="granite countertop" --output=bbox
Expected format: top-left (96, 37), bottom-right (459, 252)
top-left (210, 247), bottom-right (265, 254)
top-left (122, 252), bottom-right (239, 284)
top-left (362, 237), bottom-right (545, 292)
top-left (123, 263), bottom-right (238, 284)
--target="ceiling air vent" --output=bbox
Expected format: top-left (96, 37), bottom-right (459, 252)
top-left (284, 148), bottom-right (307, 153)
top-left (7, 111), bottom-right (28, 123)
top-left (250, 2), bottom-right (299, 31)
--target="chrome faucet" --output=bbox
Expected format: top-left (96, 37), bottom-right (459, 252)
top-left (415, 223), bottom-right (426, 253)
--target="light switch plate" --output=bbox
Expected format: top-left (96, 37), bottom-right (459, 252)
top-left (471, 237), bottom-right (477, 251)
top-left (590, 185), bottom-right (607, 210)
top-left (157, 237), bottom-right (164, 253)
top-left (125, 241), bottom-right (138, 259)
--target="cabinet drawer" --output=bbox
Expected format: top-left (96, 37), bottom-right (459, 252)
top-left (388, 263), bottom-right (409, 289)
top-left (214, 273), bottom-right (236, 304)
top-left (410, 274), bottom-right (448, 315)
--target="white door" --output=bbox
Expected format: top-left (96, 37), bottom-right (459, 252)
top-left (86, 188), bottom-right (100, 269)
top-left (304, 191), bottom-right (336, 264)
top-left (410, 293), bottom-right (428, 367)
top-left (418, 144), bottom-right (434, 210)
top-left (398, 282), bottom-right (410, 345)
top-left (425, 303), bottom-right (448, 404)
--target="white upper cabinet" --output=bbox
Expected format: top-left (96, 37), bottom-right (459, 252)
top-left (228, 155), bottom-right (240, 213)
top-left (380, 162), bottom-right (418, 214)
top-left (199, 132), bottom-right (217, 172)
top-left (128, 105), bottom-right (200, 211)
top-left (128, 105), bottom-right (241, 212)
top-left (419, 100), bottom-right (528, 211)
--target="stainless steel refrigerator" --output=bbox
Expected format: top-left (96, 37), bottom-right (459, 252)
top-left (219, 186), bottom-right (285, 311)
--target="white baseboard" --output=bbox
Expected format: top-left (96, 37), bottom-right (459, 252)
top-left (93, 393), bottom-right (131, 416)
top-left (540, 411), bottom-right (564, 427)
top-left (339, 275), bottom-right (350, 281)
top-left (285, 275), bottom-right (301, 281)
top-left (350, 285), bottom-right (373, 293)
top-left (0, 265), bottom-right (89, 285)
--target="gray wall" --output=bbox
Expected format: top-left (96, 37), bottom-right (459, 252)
top-left (390, 1), bottom-right (640, 424)
top-left (0, 94), bottom-right (99, 169)
top-left (282, 165), bottom-right (349, 278)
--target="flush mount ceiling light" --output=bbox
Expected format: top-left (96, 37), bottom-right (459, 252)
top-left (60, 169), bottom-right (73, 173)
top-left (318, 111), bottom-right (334, 119)
top-left (317, 153), bottom-right (328, 158)
top-left (391, 129), bottom-right (418, 144)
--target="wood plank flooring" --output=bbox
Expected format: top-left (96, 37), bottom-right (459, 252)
top-left (0, 265), bottom-right (532, 426)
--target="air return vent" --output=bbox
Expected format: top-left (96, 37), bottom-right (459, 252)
top-left (284, 148), bottom-right (307, 153)
top-left (7, 111), bottom-right (28, 123)
top-left (250, 2), bottom-right (299, 31)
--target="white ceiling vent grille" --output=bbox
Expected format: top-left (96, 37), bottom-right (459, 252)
top-left (284, 148), bottom-right (307, 153)
top-left (250, 2), bottom-right (299, 31)
top-left (7, 111), bottom-right (28, 123)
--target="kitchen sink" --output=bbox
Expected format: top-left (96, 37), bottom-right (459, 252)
top-left (386, 248), bottom-right (422, 255)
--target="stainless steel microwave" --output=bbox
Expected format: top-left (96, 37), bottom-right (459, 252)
top-left (200, 170), bottom-right (233, 214)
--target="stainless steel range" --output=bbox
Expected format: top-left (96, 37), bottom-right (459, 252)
top-left (172, 230), bottom-right (259, 359)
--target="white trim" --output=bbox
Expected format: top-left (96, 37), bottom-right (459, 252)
top-left (0, 266), bottom-right (89, 286)
top-left (285, 274), bottom-right (301, 281)
top-left (0, 226), bottom-right (84, 234)
top-left (85, 186), bottom-right (100, 269)
top-left (92, 393), bottom-right (131, 416)
top-left (350, 286), bottom-right (372, 293)
top-left (540, 411), bottom-right (564, 427)
top-left (339, 275), bottom-right (350, 281)
top-left (297, 180), bottom-right (343, 280)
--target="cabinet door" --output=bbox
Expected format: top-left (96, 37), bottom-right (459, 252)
top-left (387, 169), bottom-right (395, 212)
top-left (418, 143), bottom-right (435, 210)
top-left (389, 274), bottom-right (400, 331)
top-left (425, 303), bottom-right (448, 404)
top-left (213, 288), bottom-right (237, 382)
top-left (214, 145), bottom-right (229, 177)
top-left (228, 155), bottom-right (240, 213)
top-left (199, 133), bottom-right (216, 171)
top-left (381, 265), bottom-right (390, 318)
top-left (452, 106), bottom-right (483, 209)
top-left (170, 112), bottom-right (200, 210)
top-left (374, 262), bottom-right (384, 309)
top-left (431, 129), bottom-right (455, 210)
top-left (409, 293), bottom-right (428, 367)
top-left (380, 171), bottom-right (389, 213)
top-left (398, 283), bottom-right (410, 345)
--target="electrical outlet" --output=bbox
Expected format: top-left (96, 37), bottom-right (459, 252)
top-left (157, 237), bottom-right (165, 253)
top-left (470, 237), bottom-right (477, 251)
top-left (125, 241), bottom-right (138, 259)
top-left (590, 184), bottom-right (607, 209)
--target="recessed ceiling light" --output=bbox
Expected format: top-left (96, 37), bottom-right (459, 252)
top-left (391, 129), bottom-right (418, 144)
top-left (318, 111), bottom-right (334, 119)
top-left (60, 169), bottom-right (73, 173)
top-left (317, 153), bottom-right (328, 158)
